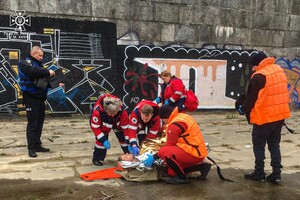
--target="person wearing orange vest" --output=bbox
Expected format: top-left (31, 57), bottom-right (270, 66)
top-left (143, 105), bottom-right (211, 184)
top-left (236, 52), bottom-right (290, 183)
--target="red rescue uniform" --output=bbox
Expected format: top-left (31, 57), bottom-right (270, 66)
top-left (90, 93), bottom-right (129, 161)
top-left (127, 100), bottom-right (161, 146)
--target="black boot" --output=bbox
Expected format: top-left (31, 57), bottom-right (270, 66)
top-left (198, 163), bottom-right (212, 180)
top-left (92, 147), bottom-right (106, 166)
top-left (35, 145), bottom-right (50, 152)
top-left (165, 176), bottom-right (190, 184)
top-left (28, 149), bottom-right (37, 158)
top-left (92, 159), bottom-right (103, 166)
top-left (266, 173), bottom-right (281, 184)
top-left (244, 171), bottom-right (266, 182)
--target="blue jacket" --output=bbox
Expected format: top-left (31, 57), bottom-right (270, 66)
top-left (18, 55), bottom-right (50, 99)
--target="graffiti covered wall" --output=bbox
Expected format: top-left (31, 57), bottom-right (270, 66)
top-left (120, 45), bottom-right (256, 111)
top-left (276, 58), bottom-right (300, 110)
top-left (0, 13), bottom-right (120, 115)
top-left (120, 45), bottom-right (300, 111)
top-left (0, 13), bottom-right (299, 115)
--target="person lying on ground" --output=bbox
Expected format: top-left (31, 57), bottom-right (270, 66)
top-left (117, 153), bottom-right (157, 170)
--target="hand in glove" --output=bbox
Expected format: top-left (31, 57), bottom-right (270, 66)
top-left (103, 140), bottom-right (111, 149)
top-left (154, 97), bottom-right (161, 104)
top-left (238, 105), bottom-right (245, 115)
top-left (132, 145), bottom-right (140, 156)
top-left (164, 100), bottom-right (170, 105)
top-left (128, 145), bottom-right (133, 154)
top-left (143, 154), bottom-right (154, 167)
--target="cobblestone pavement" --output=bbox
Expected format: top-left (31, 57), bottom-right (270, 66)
top-left (0, 111), bottom-right (299, 199)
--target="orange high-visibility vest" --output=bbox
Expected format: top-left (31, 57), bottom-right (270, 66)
top-left (250, 57), bottom-right (290, 125)
top-left (167, 108), bottom-right (208, 159)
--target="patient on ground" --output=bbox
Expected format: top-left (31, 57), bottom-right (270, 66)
top-left (118, 153), bottom-right (153, 170)
top-left (118, 153), bottom-right (138, 162)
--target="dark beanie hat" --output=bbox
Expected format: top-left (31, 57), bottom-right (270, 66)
top-left (251, 52), bottom-right (267, 66)
top-left (159, 105), bottom-right (174, 119)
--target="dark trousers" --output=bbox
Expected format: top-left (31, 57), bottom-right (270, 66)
top-left (252, 120), bottom-right (284, 175)
top-left (169, 98), bottom-right (186, 112)
top-left (93, 147), bottom-right (107, 161)
top-left (24, 93), bottom-right (46, 150)
top-left (93, 129), bottom-right (129, 161)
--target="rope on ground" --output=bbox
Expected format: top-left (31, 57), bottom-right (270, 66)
top-left (83, 191), bottom-right (126, 200)
top-left (100, 191), bottom-right (126, 200)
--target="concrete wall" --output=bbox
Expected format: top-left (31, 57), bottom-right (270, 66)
top-left (0, 0), bottom-right (299, 115)
top-left (1, 0), bottom-right (300, 59)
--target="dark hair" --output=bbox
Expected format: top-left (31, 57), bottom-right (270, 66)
top-left (251, 52), bottom-right (267, 66)
top-left (141, 104), bottom-right (153, 116)
top-left (159, 105), bottom-right (174, 119)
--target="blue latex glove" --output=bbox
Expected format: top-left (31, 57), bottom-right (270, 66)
top-left (103, 140), bottom-right (111, 149)
top-left (154, 97), bottom-right (161, 104)
top-left (143, 154), bottom-right (154, 167)
top-left (128, 145), bottom-right (133, 154)
top-left (132, 145), bottom-right (140, 156)
top-left (164, 100), bottom-right (169, 105)
top-left (238, 105), bottom-right (245, 115)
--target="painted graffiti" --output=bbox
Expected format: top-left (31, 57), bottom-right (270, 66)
top-left (121, 45), bottom-right (300, 111)
top-left (121, 45), bottom-right (256, 111)
top-left (0, 14), bottom-right (118, 115)
top-left (276, 58), bottom-right (300, 109)
top-left (0, 15), bottom-right (299, 115)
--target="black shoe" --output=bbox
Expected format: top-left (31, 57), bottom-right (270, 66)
top-left (244, 171), bottom-right (266, 182)
top-left (92, 159), bottom-right (103, 166)
top-left (35, 146), bottom-right (50, 152)
top-left (198, 163), bottom-right (212, 180)
top-left (266, 173), bottom-right (281, 184)
top-left (165, 176), bottom-right (190, 184)
top-left (28, 149), bottom-right (37, 158)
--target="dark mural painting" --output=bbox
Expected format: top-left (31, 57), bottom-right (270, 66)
top-left (119, 45), bottom-right (257, 111)
top-left (119, 45), bottom-right (300, 111)
top-left (0, 13), bottom-right (299, 115)
top-left (0, 14), bottom-right (119, 115)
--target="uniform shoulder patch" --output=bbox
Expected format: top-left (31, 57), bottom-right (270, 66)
top-left (93, 116), bottom-right (99, 123)
top-left (132, 117), bottom-right (137, 124)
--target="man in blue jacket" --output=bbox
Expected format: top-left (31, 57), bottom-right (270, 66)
top-left (18, 46), bottom-right (56, 158)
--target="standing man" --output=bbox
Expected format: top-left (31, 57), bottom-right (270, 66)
top-left (90, 93), bottom-right (130, 166)
top-left (127, 100), bottom-right (161, 156)
top-left (18, 46), bottom-right (56, 158)
top-left (143, 105), bottom-right (211, 184)
top-left (154, 70), bottom-right (186, 112)
top-left (236, 52), bottom-right (290, 183)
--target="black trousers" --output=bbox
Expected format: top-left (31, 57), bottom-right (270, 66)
top-left (169, 98), bottom-right (186, 112)
top-left (252, 120), bottom-right (284, 175)
top-left (23, 93), bottom-right (46, 150)
top-left (93, 129), bottom-right (129, 161)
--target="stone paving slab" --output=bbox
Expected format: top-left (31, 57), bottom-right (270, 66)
top-left (0, 111), bottom-right (299, 184)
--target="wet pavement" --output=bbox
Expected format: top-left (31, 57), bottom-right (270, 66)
top-left (0, 111), bottom-right (299, 199)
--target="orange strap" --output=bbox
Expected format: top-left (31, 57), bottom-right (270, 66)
top-left (80, 167), bottom-right (123, 181)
